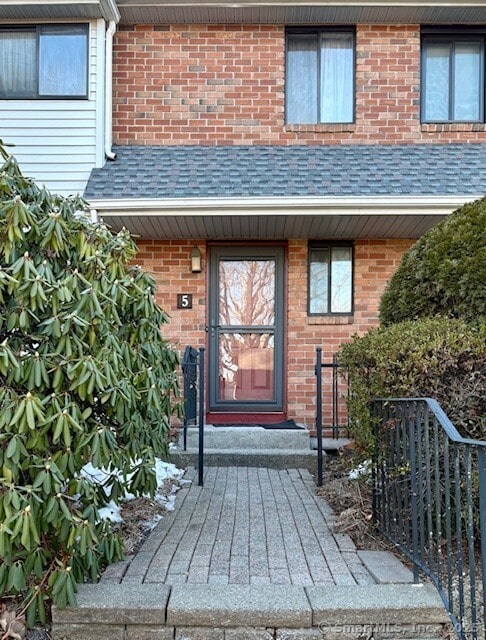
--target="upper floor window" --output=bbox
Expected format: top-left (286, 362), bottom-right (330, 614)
top-left (0, 25), bottom-right (88, 99)
top-left (286, 29), bottom-right (355, 125)
top-left (308, 243), bottom-right (353, 315)
top-left (422, 32), bottom-right (485, 122)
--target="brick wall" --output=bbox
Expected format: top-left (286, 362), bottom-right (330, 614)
top-left (286, 238), bottom-right (413, 427)
top-left (136, 239), bottom-right (207, 351)
top-left (113, 23), bottom-right (486, 145)
top-left (135, 238), bottom-right (413, 427)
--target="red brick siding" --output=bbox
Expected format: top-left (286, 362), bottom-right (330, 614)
top-left (135, 239), bottom-right (207, 351)
top-left (286, 238), bottom-right (413, 426)
top-left (113, 24), bottom-right (486, 146)
top-left (113, 24), bottom-right (284, 145)
top-left (135, 238), bottom-right (413, 427)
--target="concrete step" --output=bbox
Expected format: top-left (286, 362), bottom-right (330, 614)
top-left (52, 583), bottom-right (450, 640)
top-left (178, 426), bottom-right (352, 453)
top-left (358, 550), bottom-right (415, 583)
top-left (179, 425), bottom-right (310, 451)
top-left (170, 447), bottom-right (319, 471)
top-left (172, 425), bottom-right (353, 469)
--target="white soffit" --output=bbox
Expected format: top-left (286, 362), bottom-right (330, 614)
top-left (91, 195), bottom-right (471, 240)
top-left (2, 0), bottom-right (485, 23)
top-left (0, 0), bottom-right (120, 22)
top-left (115, 0), bottom-right (486, 24)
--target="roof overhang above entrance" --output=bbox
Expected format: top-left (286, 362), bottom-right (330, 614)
top-left (89, 195), bottom-right (472, 240)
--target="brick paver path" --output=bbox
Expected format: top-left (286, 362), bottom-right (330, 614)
top-left (110, 467), bottom-right (376, 587)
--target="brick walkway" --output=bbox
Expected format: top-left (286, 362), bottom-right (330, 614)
top-left (56, 466), bottom-right (451, 640)
top-left (103, 466), bottom-right (385, 587)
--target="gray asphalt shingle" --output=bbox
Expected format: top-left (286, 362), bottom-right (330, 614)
top-left (84, 144), bottom-right (486, 200)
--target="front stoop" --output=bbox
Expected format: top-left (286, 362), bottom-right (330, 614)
top-left (170, 426), bottom-right (320, 470)
top-left (52, 583), bottom-right (450, 640)
top-left (182, 426), bottom-right (312, 451)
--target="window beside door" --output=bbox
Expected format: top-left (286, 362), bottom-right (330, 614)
top-left (0, 24), bottom-right (89, 99)
top-left (421, 31), bottom-right (485, 123)
top-left (308, 243), bottom-right (353, 315)
top-left (286, 28), bottom-right (355, 124)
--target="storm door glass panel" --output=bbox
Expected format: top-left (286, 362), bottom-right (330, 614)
top-left (423, 42), bottom-right (450, 121)
top-left (219, 333), bottom-right (275, 402)
top-left (218, 260), bottom-right (275, 326)
top-left (454, 42), bottom-right (481, 121)
top-left (217, 259), bottom-right (276, 403)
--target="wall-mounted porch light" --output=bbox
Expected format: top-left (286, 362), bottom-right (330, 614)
top-left (191, 246), bottom-right (202, 273)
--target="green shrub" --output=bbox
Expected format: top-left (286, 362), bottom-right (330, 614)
top-left (0, 142), bottom-right (179, 624)
top-left (380, 197), bottom-right (486, 325)
top-left (338, 318), bottom-right (486, 456)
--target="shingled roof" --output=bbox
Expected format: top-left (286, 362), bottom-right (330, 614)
top-left (84, 144), bottom-right (486, 201)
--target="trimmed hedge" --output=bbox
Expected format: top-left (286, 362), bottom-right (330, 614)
top-left (379, 197), bottom-right (486, 325)
top-left (338, 318), bottom-right (486, 455)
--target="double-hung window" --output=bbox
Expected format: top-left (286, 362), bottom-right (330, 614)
top-left (0, 25), bottom-right (89, 99)
top-left (286, 28), bottom-right (355, 125)
top-left (308, 243), bottom-right (353, 316)
top-left (422, 31), bottom-right (485, 122)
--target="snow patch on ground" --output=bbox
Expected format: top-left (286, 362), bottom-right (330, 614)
top-left (80, 462), bottom-right (113, 487)
top-left (98, 501), bottom-right (123, 523)
top-left (80, 458), bottom-right (185, 524)
top-left (348, 459), bottom-right (371, 480)
top-left (155, 458), bottom-right (184, 485)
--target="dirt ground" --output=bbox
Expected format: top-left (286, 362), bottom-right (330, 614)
top-left (315, 451), bottom-right (391, 552)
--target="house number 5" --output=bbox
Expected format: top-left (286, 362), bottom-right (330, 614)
top-left (177, 294), bottom-right (193, 309)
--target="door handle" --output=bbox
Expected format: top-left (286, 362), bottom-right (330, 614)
top-left (205, 324), bottom-right (220, 336)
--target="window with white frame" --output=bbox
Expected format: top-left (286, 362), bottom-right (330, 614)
top-left (0, 25), bottom-right (89, 99)
top-left (422, 32), bottom-right (485, 122)
top-left (308, 243), bottom-right (353, 315)
top-left (286, 28), bottom-right (355, 124)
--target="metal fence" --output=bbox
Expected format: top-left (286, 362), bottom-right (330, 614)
top-left (181, 345), bottom-right (205, 486)
top-left (371, 398), bottom-right (486, 640)
top-left (315, 348), bottom-right (350, 486)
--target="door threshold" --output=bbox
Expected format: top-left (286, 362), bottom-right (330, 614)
top-left (206, 412), bottom-right (287, 425)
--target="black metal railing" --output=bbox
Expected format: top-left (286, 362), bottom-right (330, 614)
top-left (315, 348), bottom-right (350, 486)
top-left (181, 345), bottom-right (205, 486)
top-left (371, 398), bottom-right (486, 640)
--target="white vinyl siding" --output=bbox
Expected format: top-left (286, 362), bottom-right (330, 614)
top-left (0, 19), bottom-right (105, 196)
